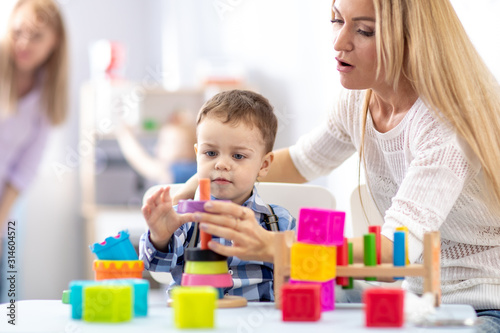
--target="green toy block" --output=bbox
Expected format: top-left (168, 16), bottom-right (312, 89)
top-left (83, 285), bottom-right (133, 323)
top-left (172, 286), bottom-right (217, 329)
top-left (62, 290), bottom-right (71, 304)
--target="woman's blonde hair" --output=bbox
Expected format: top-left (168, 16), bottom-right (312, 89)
top-left (0, 0), bottom-right (68, 125)
top-left (332, 0), bottom-right (500, 211)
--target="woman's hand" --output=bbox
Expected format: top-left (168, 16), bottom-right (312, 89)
top-left (193, 201), bottom-right (276, 263)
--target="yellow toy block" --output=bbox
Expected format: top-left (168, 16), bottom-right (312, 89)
top-left (291, 242), bottom-right (337, 282)
top-left (83, 285), bottom-right (133, 322)
top-left (172, 286), bottom-right (217, 329)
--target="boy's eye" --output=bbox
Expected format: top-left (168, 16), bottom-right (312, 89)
top-left (233, 154), bottom-right (245, 160)
top-left (205, 151), bottom-right (217, 157)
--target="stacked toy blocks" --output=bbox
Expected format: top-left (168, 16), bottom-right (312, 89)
top-left (89, 230), bottom-right (144, 280)
top-left (64, 229), bottom-right (150, 323)
top-left (172, 286), bottom-right (218, 329)
top-left (283, 208), bottom-right (345, 321)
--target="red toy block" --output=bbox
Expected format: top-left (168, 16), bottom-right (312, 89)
top-left (281, 283), bottom-right (321, 322)
top-left (363, 288), bottom-right (405, 327)
top-left (290, 279), bottom-right (335, 311)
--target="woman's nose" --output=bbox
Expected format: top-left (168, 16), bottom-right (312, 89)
top-left (333, 26), bottom-right (353, 52)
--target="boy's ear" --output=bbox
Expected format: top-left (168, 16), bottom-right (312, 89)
top-left (258, 151), bottom-right (274, 178)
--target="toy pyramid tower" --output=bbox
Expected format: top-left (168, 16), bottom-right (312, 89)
top-left (173, 178), bottom-right (247, 308)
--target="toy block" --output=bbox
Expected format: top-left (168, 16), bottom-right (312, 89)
top-left (395, 226), bottom-right (409, 264)
top-left (89, 230), bottom-right (138, 260)
top-left (336, 237), bottom-right (349, 286)
top-left (291, 242), bottom-right (336, 282)
top-left (62, 290), bottom-right (70, 304)
top-left (181, 273), bottom-right (233, 288)
top-left (290, 279), bottom-right (335, 311)
top-left (93, 260), bottom-right (144, 280)
top-left (297, 208), bottom-right (345, 246)
top-left (83, 285), bottom-right (133, 323)
top-left (393, 231), bottom-right (406, 280)
top-left (363, 234), bottom-right (377, 281)
top-left (106, 278), bottom-right (149, 317)
top-left (363, 288), bottom-right (404, 327)
top-left (281, 283), bottom-right (321, 321)
top-left (368, 226), bottom-right (381, 265)
top-left (69, 280), bottom-right (97, 319)
top-left (273, 230), bottom-right (295, 309)
top-left (184, 260), bottom-right (228, 275)
top-left (172, 286), bottom-right (217, 329)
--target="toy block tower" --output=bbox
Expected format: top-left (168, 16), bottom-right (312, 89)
top-left (89, 230), bottom-right (144, 280)
top-left (283, 207), bottom-right (345, 318)
top-left (175, 178), bottom-right (247, 308)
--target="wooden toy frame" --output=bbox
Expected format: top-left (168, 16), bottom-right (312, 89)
top-left (274, 230), bottom-right (441, 308)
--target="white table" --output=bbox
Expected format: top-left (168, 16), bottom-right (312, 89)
top-left (0, 300), bottom-right (477, 333)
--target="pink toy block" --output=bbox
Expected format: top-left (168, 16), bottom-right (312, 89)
top-left (363, 288), bottom-right (405, 327)
top-left (290, 279), bottom-right (335, 311)
top-left (297, 208), bottom-right (345, 246)
top-left (281, 283), bottom-right (321, 322)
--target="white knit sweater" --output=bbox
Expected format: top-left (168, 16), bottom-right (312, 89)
top-left (290, 89), bottom-right (500, 310)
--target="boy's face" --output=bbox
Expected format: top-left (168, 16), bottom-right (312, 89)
top-left (195, 117), bottom-right (273, 205)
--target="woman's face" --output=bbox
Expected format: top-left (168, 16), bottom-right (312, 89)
top-left (10, 4), bottom-right (58, 73)
top-left (332, 0), bottom-right (380, 90)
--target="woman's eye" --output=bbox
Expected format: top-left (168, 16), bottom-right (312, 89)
top-left (205, 151), bottom-right (217, 157)
top-left (357, 29), bottom-right (375, 37)
top-left (331, 19), bottom-right (344, 25)
top-left (233, 154), bottom-right (245, 160)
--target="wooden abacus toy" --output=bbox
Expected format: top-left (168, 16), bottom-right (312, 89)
top-left (172, 178), bottom-right (247, 309)
top-left (274, 207), bottom-right (442, 317)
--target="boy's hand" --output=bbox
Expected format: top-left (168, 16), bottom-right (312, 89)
top-left (142, 186), bottom-right (193, 251)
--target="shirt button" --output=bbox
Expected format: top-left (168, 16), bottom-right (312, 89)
top-left (228, 270), bottom-right (233, 276)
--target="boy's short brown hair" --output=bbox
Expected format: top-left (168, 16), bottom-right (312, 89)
top-left (196, 90), bottom-right (278, 153)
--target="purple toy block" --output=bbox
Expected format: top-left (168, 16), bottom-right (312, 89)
top-left (290, 279), bottom-right (335, 311)
top-left (297, 208), bottom-right (345, 246)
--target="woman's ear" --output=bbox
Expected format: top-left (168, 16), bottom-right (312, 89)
top-left (194, 143), bottom-right (198, 155)
top-left (258, 151), bottom-right (274, 178)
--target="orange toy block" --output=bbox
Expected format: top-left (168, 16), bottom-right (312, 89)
top-left (93, 260), bottom-right (144, 280)
top-left (290, 242), bottom-right (336, 282)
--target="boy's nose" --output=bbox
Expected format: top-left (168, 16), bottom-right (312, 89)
top-left (215, 157), bottom-right (231, 171)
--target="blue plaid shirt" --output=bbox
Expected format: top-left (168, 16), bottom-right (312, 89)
top-left (139, 186), bottom-right (296, 302)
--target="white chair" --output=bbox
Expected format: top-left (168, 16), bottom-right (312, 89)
top-left (142, 182), bottom-right (337, 284)
top-left (350, 184), bottom-right (384, 238)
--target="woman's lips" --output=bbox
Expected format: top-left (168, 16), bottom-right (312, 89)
top-left (336, 57), bottom-right (355, 73)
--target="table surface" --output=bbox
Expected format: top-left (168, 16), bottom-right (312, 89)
top-left (0, 299), bottom-right (477, 333)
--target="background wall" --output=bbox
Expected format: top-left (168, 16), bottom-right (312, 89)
top-left (0, 0), bottom-right (499, 299)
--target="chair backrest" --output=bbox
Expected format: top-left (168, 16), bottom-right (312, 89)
top-left (142, 182), bottom-right (336, 284)
top-left (350, 184), bottom-right (384, 238)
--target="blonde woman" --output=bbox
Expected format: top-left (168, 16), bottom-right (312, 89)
top-left (0, 0), bottom-right (68, 300)
top-left (175, 0), bottom-right (500, 329)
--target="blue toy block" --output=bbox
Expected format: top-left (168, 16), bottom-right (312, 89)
top-left (89, 230), bottom-right (138, 260)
